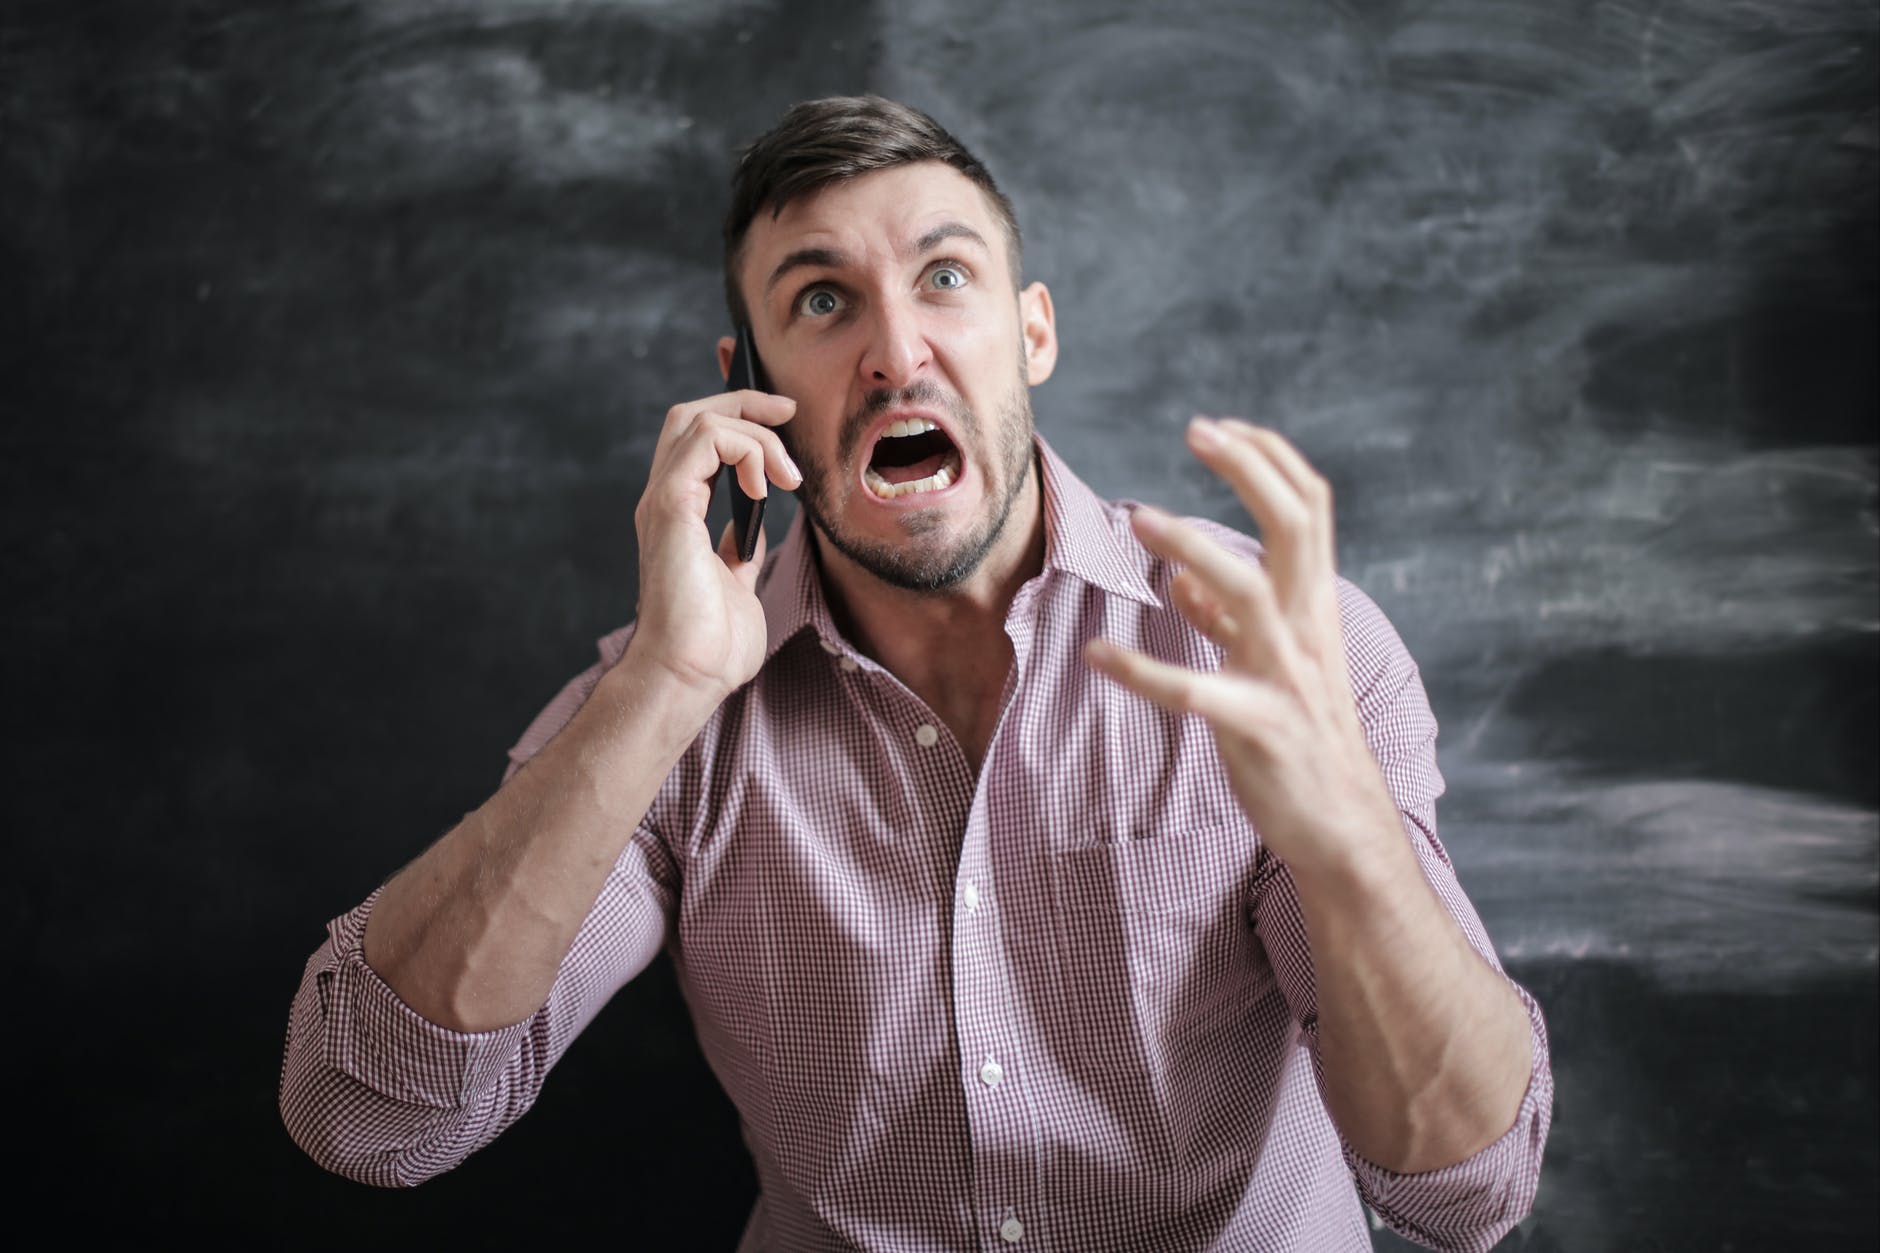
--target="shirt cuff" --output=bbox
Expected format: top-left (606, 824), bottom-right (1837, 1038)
top-left (1342, 988), bottom-right (1554, 1253)
top-left (313, 889), bottom-right (531, 1111)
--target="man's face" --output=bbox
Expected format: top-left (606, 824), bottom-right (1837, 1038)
top-left (734, 162), bottom-right (1055, 592)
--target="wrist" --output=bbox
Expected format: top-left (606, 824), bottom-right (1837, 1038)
top-left (1278, 798), bottom-right (1415, 902)
top-left (599, 645), bottom-right (729, 754)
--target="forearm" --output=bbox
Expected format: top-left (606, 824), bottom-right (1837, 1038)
top-left (363, 649), bottom-right (713, 1032)
top-left (1292, 816), bottom-right (1534, 1175)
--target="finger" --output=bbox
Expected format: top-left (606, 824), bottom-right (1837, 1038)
top-left (1187, 416), bottom-right (1311, 536)
top-left (1185, 418), bottom-right (1319, 588)
top-left (676, 417), bottom-right (797, 502)
top-left (729, 429), bottom-right (772, 502)
top-left (642, 429), bottom-right (766, 538)
top-left (1084, 638), bottom-right (1283, 731)
top-left (699, 410), bottom-right (803, 495)
top-left (1131, 506), bottom-right (1284, 638)
top-left (703, 389), bottom-right (798, 427)
top-left (1171, 553), bottom-right (1295, 678)
top-left (1168, 568), bottom-right (1238, 646)
top-left (1218, 420), bottom-right (1336, 571)
top-left (655, 395), bottom-right (801, 490)
top-left (1084, 637), bottom-right (1208, 716)
top-left (1216, 420), bottom-right (1323, 505)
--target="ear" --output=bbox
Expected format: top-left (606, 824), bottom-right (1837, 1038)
top-left (1019, 281), bottom-right (1057, 386)
top-left (716, 335), bottom-right (737, 383)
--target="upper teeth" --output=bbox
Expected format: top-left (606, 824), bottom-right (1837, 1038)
top-left (883, 418), bottom-right (938, 438)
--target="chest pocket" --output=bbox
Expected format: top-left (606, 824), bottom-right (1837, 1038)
top-left (1049, 826), bottom-right (1262, 1069)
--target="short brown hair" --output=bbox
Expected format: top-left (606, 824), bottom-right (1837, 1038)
top-left (721, 95), bottom-right (1022, 328)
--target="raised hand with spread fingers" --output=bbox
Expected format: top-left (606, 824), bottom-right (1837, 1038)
top-left (1085, 415), bottom-right (1403, 882)
top-left (1086, 415), bottom-right (1536, 1176)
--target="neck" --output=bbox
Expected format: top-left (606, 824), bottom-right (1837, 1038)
top-left (813, 457), bottom-right (1046, 762)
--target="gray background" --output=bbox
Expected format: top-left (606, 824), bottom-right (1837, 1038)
top-left (5, 0), bottom-right (1875, 1247)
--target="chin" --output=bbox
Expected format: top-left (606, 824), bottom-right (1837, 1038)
top-left (796, 379), bottom-right (1038, 593)
top-left (818, 459), bottom-right (1031, 594)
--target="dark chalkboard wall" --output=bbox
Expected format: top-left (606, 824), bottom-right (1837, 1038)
top-left (6, 1), bottom-right (1875, 1248)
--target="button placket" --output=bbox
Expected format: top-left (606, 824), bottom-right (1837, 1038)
top-left (951, 721), bottom-right (1034, 1253)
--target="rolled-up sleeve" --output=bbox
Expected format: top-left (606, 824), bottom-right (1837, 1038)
top-left (278, 890), bottom-right (537, 1186)
top-left (1255, 579), bottom-right (1553, 1252)
top-left (1342, 972), bottom-right (1552, 1252)
top-left (279, 627), bottom-right (678, 1186)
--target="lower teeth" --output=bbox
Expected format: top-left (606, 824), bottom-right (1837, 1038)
top-left (866, 453), bottom-right (959, 499)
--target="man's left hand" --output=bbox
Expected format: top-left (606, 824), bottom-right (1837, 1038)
top-left (1085, 417), bottom-right (1402, 880)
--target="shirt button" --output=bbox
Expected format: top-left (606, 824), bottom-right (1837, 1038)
top-left (839, 656), bottom-right (859, 672)
top-left (999, 1217), bottom-right (1025, 1243)
top-left (962, 881), bottom-right (980, 913)
top-left (979, 1058), bottom-right (1004, 1088)
top-left (818, 637), bottom-right (841, 655)
top-left (913, 723), bottom-right (939, 747)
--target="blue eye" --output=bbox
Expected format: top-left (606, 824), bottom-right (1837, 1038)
top-left (798, 288), bottom-right (843, 317)
top-left (929, 265), bottom-right (968, 290)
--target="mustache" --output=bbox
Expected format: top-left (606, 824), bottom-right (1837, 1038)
top-left (840, 380), bottom-right (976, 458)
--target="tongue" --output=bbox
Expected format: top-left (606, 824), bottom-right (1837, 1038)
top-left (878, 451), bottom-right (949, 485)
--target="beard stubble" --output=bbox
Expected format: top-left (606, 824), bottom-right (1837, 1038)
top-left (782, 373), bottom-right (1037, 594)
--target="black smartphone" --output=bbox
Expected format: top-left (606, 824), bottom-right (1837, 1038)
top-left (725, 325), bottom-right (770, 563)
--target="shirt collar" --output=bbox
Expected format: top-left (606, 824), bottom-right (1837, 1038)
top-left (757, 432), bottom-right (1160, 663)
top-left (1034, 434), bottom-right (1161, 609)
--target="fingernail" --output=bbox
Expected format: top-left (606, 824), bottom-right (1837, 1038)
top-left (1187, 416), bottom-right (1222, 450)
top-left (785, 456), bottom-right (802, 484)
top-left (1132, 505), bottom-right (1166, 533)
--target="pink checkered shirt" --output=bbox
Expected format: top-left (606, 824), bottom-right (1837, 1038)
top-left (282, 436), bottom-right (1551, 1252)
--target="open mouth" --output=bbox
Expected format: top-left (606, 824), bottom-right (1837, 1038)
top-left (862, 418), bottom-right (962, 500)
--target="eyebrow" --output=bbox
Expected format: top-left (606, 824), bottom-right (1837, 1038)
top-left (762, 222), bottom-right (993, 300)
top-left (911, 221), bottom-right (990, 258)
top-left (764, 247), bottom-right (848, 299)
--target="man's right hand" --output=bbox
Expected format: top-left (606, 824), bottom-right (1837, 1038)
top-left (356, 388), bottom-right (799, 1034)
top-left (626, 388), bottom-right (802, 708)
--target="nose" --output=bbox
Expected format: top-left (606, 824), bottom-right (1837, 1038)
top-left (857, 296), bottom-right (930, 390)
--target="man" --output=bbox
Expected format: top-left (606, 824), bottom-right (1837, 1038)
top-left (281, 96), bottom-right (1551, 1252)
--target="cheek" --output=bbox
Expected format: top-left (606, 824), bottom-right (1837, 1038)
top-left (940, 320), bottom-right (1023, 402)
top-left (779, 409), bottom-right (845, 472)
top-left (951, 307), bottom-right (1014, 355)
